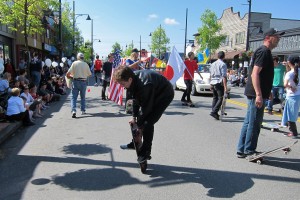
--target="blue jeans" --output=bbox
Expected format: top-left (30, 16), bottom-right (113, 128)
top-left (71, 80), bottom-right (87, 113)
top-left (237, 98), bottom-right (265, 154)
top-left (266, 86), bottom-right (284, 111)
top-left (31, 71), bottom-right (41, 88)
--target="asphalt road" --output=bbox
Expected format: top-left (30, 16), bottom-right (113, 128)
top-left (0, 83), bottom-right (299, 200)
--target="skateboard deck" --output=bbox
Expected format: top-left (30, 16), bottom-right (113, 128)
top-left (220, 94), bottom-right (228, 121)
top-left (130, 123), bottom-right (148, 173)
top-left (247, 140), bottom-right (298, 164)
top-left (261, 122), bottom-right (281, 132)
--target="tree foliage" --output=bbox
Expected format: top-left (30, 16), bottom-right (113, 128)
top-left (124, 43), bottom-right (134, 57)
top-left (149, 25), bottom-right (170, 59)
top-left (195, 9), bottom-right (226, 55)
top-left (112, 42), bottom-right (121, 53)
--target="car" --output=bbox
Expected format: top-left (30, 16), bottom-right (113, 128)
top-left (175, 64), bottom-right (231, 96)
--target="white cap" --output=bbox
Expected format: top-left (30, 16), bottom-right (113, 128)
top-left (77, 53), bottom-right (84, 59)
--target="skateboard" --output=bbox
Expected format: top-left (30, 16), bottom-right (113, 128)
top-left (220, 93), bottom-right (228, 121)
top-left (261, 122), bottom-right (281, 132)
top-left (182, 102), bottom-right (195, 107)
top-left (130, 123), bottom-right (148, 173)
top-left (247, 140), bottom-right (298, 164)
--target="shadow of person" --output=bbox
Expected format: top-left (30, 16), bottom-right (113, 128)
top-left (61, 143), bottom-right (112, 156)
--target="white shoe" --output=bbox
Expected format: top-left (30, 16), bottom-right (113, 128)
top-left (81, 111), bottom-right (86, 115)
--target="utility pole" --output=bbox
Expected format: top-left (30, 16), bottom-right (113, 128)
top-left (184, 8), bottom-right (188, 58)
top-left (245, 0), bottom-right (252, 51)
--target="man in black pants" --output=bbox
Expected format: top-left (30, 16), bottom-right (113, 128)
top-left (209, 51), bottom-right (228, 120)
top-left (114, 67), bottom-right (174, 163)
top-left (101, 54), bottom-right (113, 100)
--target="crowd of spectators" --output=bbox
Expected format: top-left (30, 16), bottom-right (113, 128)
top-left (0, 56), bottom-right (68, 126)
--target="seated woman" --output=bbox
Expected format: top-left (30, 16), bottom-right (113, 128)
top-left (20, 84), bottom-right (43, 118)
top-left (0, 72), bottom-right (12, 95)
top-left (5, 87), bottom-right (34, 126)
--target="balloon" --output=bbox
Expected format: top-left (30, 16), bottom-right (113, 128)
top-left (42, 61), bottom-right (45, 67)
top-left (45, 58), bottom-right (52, 67)
top-left (71, 56), bottom-right (75, 61)
top-left (67, 60), bottom-right (72, 67)
top-left (62, 57), bottom-right (66, 62)
top-left (60, 63), bottom-right (64, 67)
top-left (52, 61), bottom-right (58, 67)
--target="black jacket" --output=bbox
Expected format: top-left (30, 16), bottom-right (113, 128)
top-left (128, 70), bottom-right (173, 127)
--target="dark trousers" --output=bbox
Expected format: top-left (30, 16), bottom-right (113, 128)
top-left (181, 80), bottom-right (193, 102)
top-left (101, 80), bottom-right (109, 99)
top-left (288, 121), bottom-right (298, 136)
top-left (6, 110), bottom-right (31, 124)
top-left (140, 86), bottom-right (174, 156)
top-left (211, 83), bottom-right (224, 114)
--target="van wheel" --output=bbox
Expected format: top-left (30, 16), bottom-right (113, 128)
top-left (191, 85), bottom-right (198, 96)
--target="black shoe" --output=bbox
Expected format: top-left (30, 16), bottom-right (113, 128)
top-left (72, 112), bottom-right (76, 118)
top-left (236, 152), bottom-right (246, 158)
top-left (120, 141), bottom-right (135, 150)
top-left (137, 154), bottom-right (151, 163)
top-left (210, 112), bottom-right (219, 120)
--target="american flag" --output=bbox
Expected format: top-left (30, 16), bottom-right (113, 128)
top-left (108, 50), bottom-right (124, 105)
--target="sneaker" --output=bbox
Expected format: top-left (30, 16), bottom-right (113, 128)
top-left (210, 112), bottom-right (219, 120)
top-left (94, 83), bottom-right (98, 87)
top-left (81, 111), bottom-right (86, 115)
top-left (236, 152), bottom-right (246, 158)
top-left (72, 111), bottom-right (76, 118)
top-left (137, 154), bottom-right (151, 163)
top-left (120, 141), bottom-right (135, 150)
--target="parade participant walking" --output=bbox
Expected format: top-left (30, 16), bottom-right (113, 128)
top-left (236, 28), bottom-right (285, 158)
top-left (209, 51), bottom-right (228, 120)
top-left (115, 67), bottom-right (174, 163)
top-left (66, 53), bottom-right (91, 118)
top-left (101, 54), bottom-right (113, 100)
top-left (281, 55), bottom-right (300, 139)
top-left (181, 52), bottom-right (203, 106)
top-left (94, 55), bottom-right (103, 86)
top-left (266, 56), bottom-right (286, 114)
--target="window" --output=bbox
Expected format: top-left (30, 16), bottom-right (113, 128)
top-left (235, 32), bottom-right (245, 45)
top-left (221, 35), bottom-right (230, 46)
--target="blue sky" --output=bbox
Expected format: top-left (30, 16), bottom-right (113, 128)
top-left (68, 0), bottom-right (300, 57)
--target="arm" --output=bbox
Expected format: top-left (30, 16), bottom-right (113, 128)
top-left (252, 65), bottom-right (263, 108)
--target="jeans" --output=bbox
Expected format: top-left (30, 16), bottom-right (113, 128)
top-left (266, 86), bottom-right (284, 111)
top-left (31, 71), bottom-right (41, 88)
top-left (71, 80), bottom-right (87, 113)
top-left (237, 97), bottom-right (265, 154)
top-left (211, 83), bottom-right (224, 114)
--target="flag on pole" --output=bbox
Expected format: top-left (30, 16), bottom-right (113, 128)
top-left (163, 46), bottom-right (186, 85)
top-left (108, 50), bottom-right (124, 105)
top-left (198, 48), bottom-right (210, 64)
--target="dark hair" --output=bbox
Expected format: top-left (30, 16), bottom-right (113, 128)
top-left (113, 66), bottom-right (134, 82)
top-left (273, 56), bottom-right (279, 62)
top-left (96, 55), bottom-right (99, 59)
top-left (19, 69), bottom-right (26, 75)
top-left (187, 52), bottom-right (194, 58)
top-left (218, 51), bottom-right (225, 59)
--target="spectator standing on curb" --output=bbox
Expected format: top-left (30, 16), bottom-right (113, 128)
top-left (266, 56), bottom-right (286, 114)
top-left (101, 54), bottom-right (113, 100)
top-left (30, 52), bottom-right (42, 88)
top-left (66, 53), bottom-right (91, 118)
top-left (281, 55), bottom-right (300, 139)
top-left (94, 55), bottom-right (103, 86)
top-left (209, 51), bottom-right (228, 120)
top-left (236, 28), bottom-right (285, 158)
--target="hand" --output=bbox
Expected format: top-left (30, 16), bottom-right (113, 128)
top-left (255, 95), bottom-right (263, 108)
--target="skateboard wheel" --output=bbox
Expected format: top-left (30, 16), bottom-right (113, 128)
top-left (256, 160), bottom-right (262, 165)
top-left (271, 128), bottom-right (274, 132)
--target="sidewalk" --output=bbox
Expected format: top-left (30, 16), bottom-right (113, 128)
top-left (0, 121), bottom-right (22, 144)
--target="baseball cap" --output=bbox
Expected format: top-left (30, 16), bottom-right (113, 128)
top-left (77, 52), bottom-right (84, 59)
top-left (263, 28), bottom-right (285, 38)
top-left (287, 55), bottom-right (300, 65)
top-left (131, 48), bottom-right (139, 53)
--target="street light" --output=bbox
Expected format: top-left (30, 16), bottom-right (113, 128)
top-left (245, 0), bottom-right (252, 51)
top-left (73, 13), bottom-right (91, 54)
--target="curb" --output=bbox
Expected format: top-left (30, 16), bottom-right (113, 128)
top-left (0, 121), bottom-right (22, 144)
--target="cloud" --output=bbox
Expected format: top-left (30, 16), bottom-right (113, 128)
top-left (147, 14), bottom-right (158, 21)
top-left (164, 18), bottom-right (179, 25)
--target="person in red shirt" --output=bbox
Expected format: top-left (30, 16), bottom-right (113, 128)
top-left (94, 55), bottom-right (103, 86)
top-left (181, 52), bottom-right (203, 105)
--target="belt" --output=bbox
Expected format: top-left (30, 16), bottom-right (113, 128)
top-left (74, 78), bottom-right (86, 81)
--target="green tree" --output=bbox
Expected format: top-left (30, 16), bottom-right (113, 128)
top-left (149, 25), bottom-right (170, 59)
top-left (195, 9), bottom-right (226, 56)
top-left (112, 42), bottom-right (122, 53)
top-left (61, 1), bottom-right (74, 57)
top-left (124, 43), bottom-right (134, 57)
top-left (0, 0), bottom-right (59, 58)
